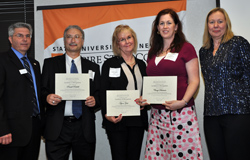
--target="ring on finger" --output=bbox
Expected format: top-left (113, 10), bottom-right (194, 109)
top-left (52, 100), bottom-right (55, 104)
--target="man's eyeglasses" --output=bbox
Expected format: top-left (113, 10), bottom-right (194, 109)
top-left (66, 34), bottom-right (82, 40)
top-left (14, 34), bottom-right (32, 39)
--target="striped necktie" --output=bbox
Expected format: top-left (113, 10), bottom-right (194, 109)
top-left (21, 57), bottom-right (39, 116)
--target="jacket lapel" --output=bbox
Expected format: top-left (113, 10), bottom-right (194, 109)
top-left (8, 50), bottom-right (32, 82)
top-left (80, 57), bottom-right (88, 73)
top-left (8, 50), bottom-right (25, 71)
top-left (57, 54), bottom-right (67, 73)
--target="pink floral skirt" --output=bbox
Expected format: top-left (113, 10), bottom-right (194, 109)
top-left (144, 106), bottom-right (203, 160)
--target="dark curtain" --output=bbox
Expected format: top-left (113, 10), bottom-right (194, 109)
top-left (0, 0), bottom-right (34, 58)
top-left (216, 0), bottom-right (220, 7)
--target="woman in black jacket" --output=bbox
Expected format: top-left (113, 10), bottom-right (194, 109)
top-left (100, 25), bottom-right (148, 160)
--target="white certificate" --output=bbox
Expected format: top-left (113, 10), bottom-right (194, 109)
top-left (107, 90), bottom-right (140, 116)
top-left (55, 73), bottom-right (89, 100)
top-left (142, 76), bottom-right (177, 104)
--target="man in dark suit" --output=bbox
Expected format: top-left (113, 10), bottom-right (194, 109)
top-left (41, 25), bottom-right (100, 160)
top-left (0, 22), bottom-right (43, 160)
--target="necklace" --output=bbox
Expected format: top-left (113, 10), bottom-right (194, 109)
top-left (125, 57), bottom-right (135, 65)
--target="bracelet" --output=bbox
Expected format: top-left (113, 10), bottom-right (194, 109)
top-left (182, 99), bottom-right (188, 106)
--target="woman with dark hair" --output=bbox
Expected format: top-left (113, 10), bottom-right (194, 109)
top-left (144, 8), bottom-right (203, 160)
top-left (200, 7), bottom-right (250, 160)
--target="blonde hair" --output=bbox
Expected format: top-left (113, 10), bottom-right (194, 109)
top-left (112, 25), bottom-right (138, 56)
top-left (202, 7), bottom-right (234, 49)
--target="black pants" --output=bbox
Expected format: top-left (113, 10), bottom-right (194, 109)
top-left (46, 118), bottom-right (95, 160)
top-left (106, 126), bottom-right (145, 160)
top-left (204, 114), bottom-right (250, 160)
top-left (0, 116), bottom-right (42, 160)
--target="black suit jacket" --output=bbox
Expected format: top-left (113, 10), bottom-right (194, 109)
top-left (0, 50), bottom-right (43, 147)
top-left (100, 56), bottom-right (148, 131)
top-left (41, 54), bottom-right (100, 143)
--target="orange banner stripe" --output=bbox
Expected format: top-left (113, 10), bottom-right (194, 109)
top-left (43, 0), bottom-right (186, 49)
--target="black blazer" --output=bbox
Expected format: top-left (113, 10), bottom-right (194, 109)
top-left (41, 54), bottom-right (100, 143)
top-left (0, 50), bottom-right (43, 147)
top-left (100, 56), bottom-right (148, 131)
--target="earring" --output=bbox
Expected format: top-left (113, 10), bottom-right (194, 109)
top-left (157, 31), bottom-right (160, 34)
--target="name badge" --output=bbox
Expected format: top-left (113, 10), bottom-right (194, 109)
top-left (164, 52), bottom-right (179, 61)
top-left (19, 69), bottom-right (27, 74)
top-left (109, 68), bottom-right (121, 77)
top-left (88, 70), bottom-right (95, 80)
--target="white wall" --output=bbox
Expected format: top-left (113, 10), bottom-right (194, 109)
top-left (221, 0), bottom-right (250, 42)
top-left (34, 0), bottom-right (216, 159)
top-left (185, 1), bottom-right (215, 159)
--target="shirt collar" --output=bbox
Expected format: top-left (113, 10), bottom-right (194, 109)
top-left (11, 47), bottom-right (27, 60)
top-left (65, 53), bottom-right (81, 66)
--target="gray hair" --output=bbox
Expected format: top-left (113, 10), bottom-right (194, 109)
top-left (63, 25), bottom-right (85, 40)
top-left (8, 22), bottom-right (33, 37)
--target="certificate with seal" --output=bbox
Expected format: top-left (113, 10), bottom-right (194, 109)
top-left (55, 73), bottom-right (89, 100)
top-left (142, 76), bottom-right (177, 104)
top-left (107, 90), bottom-right (140, 116)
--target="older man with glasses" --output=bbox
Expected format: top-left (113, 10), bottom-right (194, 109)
top-left (0, 22), bottom-right (44, 160)
top-left (41, 25), bottom-right (101, 160)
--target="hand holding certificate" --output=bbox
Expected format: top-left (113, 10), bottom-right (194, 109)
top-left (142, 76), bottom-right (177, 104)
top-left (107, 90), bottom-right (140, 116)
top-left (55, 73), bottom-right (89, 100)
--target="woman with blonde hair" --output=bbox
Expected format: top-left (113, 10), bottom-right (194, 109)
top-left (100, 24), bottom-right (148, 160)
top-left (199, 7), bottom-right (250, 160)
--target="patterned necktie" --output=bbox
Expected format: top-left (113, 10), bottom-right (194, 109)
top-left (71, 60), bottom-right (82, 119)
top-left (21, 57), bottom-right (39, 116)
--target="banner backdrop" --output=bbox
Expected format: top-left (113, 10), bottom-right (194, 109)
top-left (42, 0), bottom-right (186, 66)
